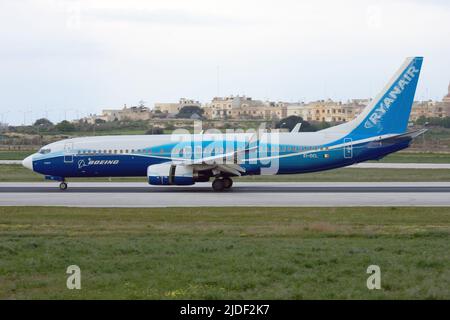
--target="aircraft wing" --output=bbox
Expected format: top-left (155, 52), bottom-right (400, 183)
top-left (173, 145), bottom-right (258, 176)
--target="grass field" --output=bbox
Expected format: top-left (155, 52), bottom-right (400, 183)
top-left (376, 152), bottom-right (450, 163)
top-left (0, 207), bottom-right (449, 299)
top-left (1, 164), bottom-right (450, 183)
top-left (0, 150), bottom-right (35, 160)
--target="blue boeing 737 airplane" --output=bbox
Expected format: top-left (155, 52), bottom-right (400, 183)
top-left (23, 57), bottom-right (426, 191)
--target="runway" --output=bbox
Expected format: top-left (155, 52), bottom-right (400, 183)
top-left (1, 182), bottom-right (450, 207)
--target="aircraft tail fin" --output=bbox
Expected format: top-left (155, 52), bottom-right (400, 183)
top-left (322, 57), bottom-right (423, 138)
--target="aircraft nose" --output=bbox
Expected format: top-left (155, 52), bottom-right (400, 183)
top-left (22, 155), bottom-right (34, 170)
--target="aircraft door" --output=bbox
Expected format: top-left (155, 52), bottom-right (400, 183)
top-left (344, 138), bottom-right (353, 159)
top-left (64, 142), bottom-right (74, 163)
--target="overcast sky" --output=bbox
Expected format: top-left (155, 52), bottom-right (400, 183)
top-left (0, 0), bottom-right (449, 125)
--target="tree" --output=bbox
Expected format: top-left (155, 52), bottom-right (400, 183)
top-left (276, 115), bottom-right (316, 132)
top-left (316, 120), bottom-right (331, 130)
top-left (56, 120), bottom-right (76, 132)
top-left (176, 106), bottom-right (204, 119)
top-left (33, 118), bottom-right (53, 127)
top-left (415, 115), bottom-right (427, 125)
top-left (145, 127), bottom-right (164, 135)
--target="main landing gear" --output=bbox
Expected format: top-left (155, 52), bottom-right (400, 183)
top-left (212, 177), bottom-right (233, 192)
top-left (59, 181), bottom-right (68, 191)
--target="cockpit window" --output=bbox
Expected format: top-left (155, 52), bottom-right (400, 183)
top-left (38, 148), bottom-right (51, 154)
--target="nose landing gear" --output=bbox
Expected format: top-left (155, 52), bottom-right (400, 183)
top-left (59, 181), bottom-right (68, 191)
top-left (212, 177), bottom-right (233, 192)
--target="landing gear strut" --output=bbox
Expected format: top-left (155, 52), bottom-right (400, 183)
top-left (212, 177), bottom-right (233, 192)
top-left (59, 181), bottom-right (68, 191)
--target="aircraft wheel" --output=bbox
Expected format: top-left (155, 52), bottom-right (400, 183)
top-left (222, 177), bottom-right (233, 189)
top-left (59, 182), bottom-right (68, 191)
top-left (212, 179), bottom-right (225, 192)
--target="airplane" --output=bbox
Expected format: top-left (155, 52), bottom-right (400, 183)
top-left (22, 57), bottom-right (426, 191)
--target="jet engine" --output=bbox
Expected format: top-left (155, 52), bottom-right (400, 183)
top-left (147, 163), bottom-right (195, 185)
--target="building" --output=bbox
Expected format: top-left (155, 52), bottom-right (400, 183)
top-left (101, 109), bottom-right (121, 122)
top-left (206, 95), bottom-right (259, 119)
top-left (118, 105), bottom-right (152, 121)
top-left (410, 101), bottom-right (450, 121)
top-left (206, 96), bottom-right (368, 122)
top-left (100, 105), bottom-right (152, 122)
top-left (79, 104), bottom-right (153, 124)
top-left (75, 81), bottom-right (450, 125)
top-left (286, 99), bottom-right (366, 122)
top-left (443, 82), bottom-right (450, 103)
top-left (410, 83), bottom-right (450, 121)
top-left (154, 98), bottom-right (201, 115)
top-left (204, 95), bottom-right (287, 120)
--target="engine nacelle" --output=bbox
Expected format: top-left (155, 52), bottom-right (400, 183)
top-left (147, 163), bottom-right (195, 185)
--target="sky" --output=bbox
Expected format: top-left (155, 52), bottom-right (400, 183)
top-left (0, 0), bottom-right (449, 125)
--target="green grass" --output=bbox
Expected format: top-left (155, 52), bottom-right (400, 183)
top-left (374, 152), bottom-right (450, 163)
top-left (0, 165), bottom-right (49, 182)
top-left (2, 164), bottom-right (450, 182)
top-left (0, 207), bottom-right (449, 299)
top-left (0, 150), bottom-right (35, 160)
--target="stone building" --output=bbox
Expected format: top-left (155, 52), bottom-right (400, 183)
top-left (204, 96), bottom-right (287, 120)
top-left (286, 99), bottom-right (366, 122)
top-left (410, 83), bottom-right (450, 120)
top-left (443, 82), bottom-right (450, 103)
top-left (154, 98), bottom-right (201, 115)
top-left (101, 105), bottom-right (152, 122)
